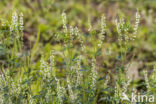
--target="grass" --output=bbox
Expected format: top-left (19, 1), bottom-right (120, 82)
top-left (0, 0), bottom-right (156, 104)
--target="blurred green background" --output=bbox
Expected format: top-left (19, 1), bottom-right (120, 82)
top-left (0, 0), bottom-right (156, 74)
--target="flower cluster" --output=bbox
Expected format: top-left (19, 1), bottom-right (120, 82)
top-left (50, 50), bottom-right (55, 77)
top-left (10, 10), bottom-right (24, 37)
top-left (133, 11), bottom-right (140, 38)
top-left (10, 10), bottom-right (18, 32)
top-left (98, 14), bottom-right (106, 47)
top-left (90, 58), bottom-right (97, 90)
top-left (40, 57), bottom-right (50, 78)
top-left (143, 70), bottom-right (150, 90)
top-left (67, 76), bottom-right (77, 103)
top-left (56, 79), bottom-right (66, 104)
top-left (115, 19), bottom-right (122, 42)
top-left (75, 27), bottom-right (86, 51)
top-left (62, 13), bottom-right (68, 36)
top-left (76, 55), bottom-right (82, 86)
top-left (19, 13), bottom-right (24, 31)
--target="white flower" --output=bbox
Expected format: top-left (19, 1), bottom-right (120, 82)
top-left (50, 50), bottom-right (55, 77)
top-left (62, 13), bottom-right (68, 35)
top-left (76, 55), bottom-right (83, 86)
top-left (101, 14), bottom-right (106, 35)
top-left (74, 27), bottom-right (86, 51)
top-left (19, 12), bottom-right (24, 31)
top-left (115, 19), bottom-right (122, 41)
top-left (10, 10), bottom-right (18, 32)
top-left (56, 79), bottom-right (66, 104)
top-left (98, 15), bottom-right (106, 48)
top-left (67, 76), bottom-right (76, 102)
top-left (90, 58), bottom-right (97, 89)
top-left (143, 70), bottom-right (150, 89)
top-left (40, 56), bottom-right (50, 78)
top-left (133, 11), bottom-right (140, 40)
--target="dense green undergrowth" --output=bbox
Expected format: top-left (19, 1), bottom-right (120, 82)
top-left (0, 8), bottom-right (156, 104)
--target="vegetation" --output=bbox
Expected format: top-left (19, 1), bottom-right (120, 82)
top-left (0, 0), bottom-right (156, 104)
